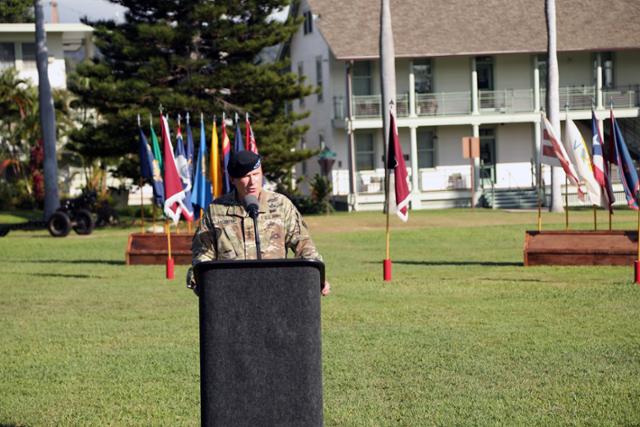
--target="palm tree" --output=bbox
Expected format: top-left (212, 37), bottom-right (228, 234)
top-left (34, 0), bottom-right (59, 219)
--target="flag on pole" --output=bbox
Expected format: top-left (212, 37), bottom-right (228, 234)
top-left (150, 122), bottom-right (163, 174)
top-left (161, 114), bottom-right (190, 224)
top-left (591, 110), bottom-right (615, 209)
top-left (221, 115), bottom-right (232, 194)
top-left (387, 108), bottom-right (410, 221)
top-left (191, 117), bottom-right (213, 215)
top-left (540, 113), bottom-right (584, 199)
top-left (138, 126), bottom-right (153, 181)
top-left (210, 118), bottom-right (223, 198)
top-left (610, 108), bottom-right (640, 210)
top-left (564, 117), bottom-right (603, 207)
top-left (139, 124), bottom-right (164, 206)
top-left (246, 113), bottom-right (259, 153)
top-left (234, 115), bottom-right (245, 153)
top-left (186, 115), bottom-right (195, 187)
top-left (174, 125), bottom-right (194, 220)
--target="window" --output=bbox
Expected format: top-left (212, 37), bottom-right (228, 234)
top-left (417, 129), bottom-right (436, 168)
top-left (536, 55), bottom-right (547, 89)
top-left (476, 56), bottom-right (494, 91)
top-left (0, 43), bottom-right (15, 70)
top-left (303, 11), bottom-right (313, 35)
top-left (352, 61), bottom-right (372, 96)
top-left (355, 132), bottom-right (375, 171)
top-left (479, 128), bottom-right (496, 184)
top-left (602, 52), bottom-right (614, 89)
top-left (319, 134), bottom-right (325, 149)
top-left (413, 59), bottom-right (432, 94)
top-left (297, 62), bottom-right (305, 108)
top-left (316, 56), bottom-right (323, 102)
top-left (21, 43), bottom-right (36, 69)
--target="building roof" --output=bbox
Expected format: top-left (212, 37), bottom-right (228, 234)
top-left (306, 0), bottom-right (640, 60)
top-left (0, 23), bottom-right (93, 34)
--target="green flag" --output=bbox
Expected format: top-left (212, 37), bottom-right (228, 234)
top-left (150, 124), bottom-right (163, 173)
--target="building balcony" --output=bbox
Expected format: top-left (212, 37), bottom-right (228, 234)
top-left (333, 84), bottom-right (640, 122)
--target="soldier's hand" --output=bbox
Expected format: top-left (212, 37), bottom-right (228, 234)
top-left (321, 280), bottom-right (331, 296)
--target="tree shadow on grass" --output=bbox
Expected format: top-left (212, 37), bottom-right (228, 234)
top-left (381, 260), bottom-right (524, 267)
top-left (9, 259), bottom-right (124, 266)
top-left (6, 271), bottom-right (103, 279)
top-left (0, 423), bottom-right (30, 427)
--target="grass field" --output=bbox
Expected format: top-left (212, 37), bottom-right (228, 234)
top-left (1, 208), bottom-right (639, 426)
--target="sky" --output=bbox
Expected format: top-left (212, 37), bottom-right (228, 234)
top-left (43, 1), bottom-right (289, 23)
top-left (44, 0), bottom-right (127, 23)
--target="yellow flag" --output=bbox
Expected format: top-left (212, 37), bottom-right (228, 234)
top-left (210, 120), bottom-right (223, 198)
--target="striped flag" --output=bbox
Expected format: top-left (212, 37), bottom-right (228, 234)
top-left (210, 118), bottom-right (223, 198)
top-left (138, 124), bottom-right (164, 206)
top-left (540, 113), bottom-right (584, 199)
top-left (591, 110), bottom-right (615, 209)
top-left (610, 108), bottom-right (639, 210)
top-left (246, 113), bottom-right (259, 153)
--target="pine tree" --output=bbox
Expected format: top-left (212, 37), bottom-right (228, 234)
top-left (68, 0), bottom-right (314, 185)
top-left (0, 0), bottom-right (34, 22)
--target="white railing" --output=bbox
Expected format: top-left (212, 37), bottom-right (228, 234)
top-left (334, 84), bottom-right (639, 120)
top-left (416, 92), bottom-right (471, 116)
top-left (478, 89), bottom-right (534, 113)
top-left (540, 86), bottom-right (596, 110)
top-left (604, 85), bottom-right (639, 109)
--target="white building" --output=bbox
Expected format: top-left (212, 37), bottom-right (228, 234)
top-left (0, 23), bottom-right (94, 89)
top-left (285, 0), bottom-right (640, 210)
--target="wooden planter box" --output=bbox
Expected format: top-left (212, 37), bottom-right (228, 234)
top-left (126, 232), bottom-right (193, 265)
top-left (524, 230), bottom-right (638, 266)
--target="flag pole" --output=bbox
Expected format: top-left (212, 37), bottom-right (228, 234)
top-left (152, 203), bottom-right (156, 232)
top-left (165, 220), bottom-right (174, 279)
top-left (139, 177), bottom-right (145, 233)
top-left (380, 0), bottom-right (395, 282)
top-left (635, 205), bottom-right (640, 284)
top-left (564, 175), bottom-right (569, 230)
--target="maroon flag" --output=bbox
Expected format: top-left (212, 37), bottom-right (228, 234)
top-left (160, 114), bottom-right (189, 224)
top-left (245, 113), bottom-right (259, 154)
top-left (387, 111), bottom-right (410, 221)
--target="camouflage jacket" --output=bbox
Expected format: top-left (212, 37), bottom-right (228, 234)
top-left (188, 190), bottom-right (321, 287)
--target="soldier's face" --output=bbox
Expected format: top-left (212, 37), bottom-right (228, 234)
top-left (232, 167), bottom-right (263, 199)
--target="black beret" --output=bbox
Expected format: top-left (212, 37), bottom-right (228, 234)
top-left (228, 151), bottom-right (262, 178)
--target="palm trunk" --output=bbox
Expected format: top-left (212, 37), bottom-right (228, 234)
top-left (34, 0), bottom-right (59, 220)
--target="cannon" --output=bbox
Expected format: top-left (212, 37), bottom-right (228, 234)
top-left (0, 191), bottom-right (97, 238)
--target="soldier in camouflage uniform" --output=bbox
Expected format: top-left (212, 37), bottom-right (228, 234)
top-left (187, 151), bottom-right (330, 295)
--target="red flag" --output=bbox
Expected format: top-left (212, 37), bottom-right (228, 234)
top-left (161, 114), bottom-right (191, 224)
top-left (245, 113), bottom-right (259, 154)
top-left (387, 111), bottom-right (410, 221)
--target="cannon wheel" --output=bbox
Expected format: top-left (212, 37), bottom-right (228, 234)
top-left (48, 212), bottom-right (72, 237)
top-left (72, 209), bottom-right (95, 235)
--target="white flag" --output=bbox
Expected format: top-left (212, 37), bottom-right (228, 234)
top-left (564, 118), bottom-right (604, 207)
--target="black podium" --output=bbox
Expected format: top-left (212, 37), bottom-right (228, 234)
top-left (195, 259), bottom-right (324, 427)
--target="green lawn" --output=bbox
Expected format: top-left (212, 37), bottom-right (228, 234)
top-left (1, 209), bottom-right (639, 426)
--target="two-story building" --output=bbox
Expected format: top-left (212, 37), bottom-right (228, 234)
top-left (285, 0), bottom-right (640, 211)
top-left (0, 23), bottom-right (93, 89)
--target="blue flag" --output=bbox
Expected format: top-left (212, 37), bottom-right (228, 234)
top-left (611, 109), bottom-right (639, 210)
top-left (234, 119), bottom-right (245, 153)
top-left (139, 126), bottom-right (164, 206)
top-left (139, 127), bottom-right (153, 180)
top-left (186, 118), bottom-right (195, 183)
top-left (191, 119), bottom-right (213, 217)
